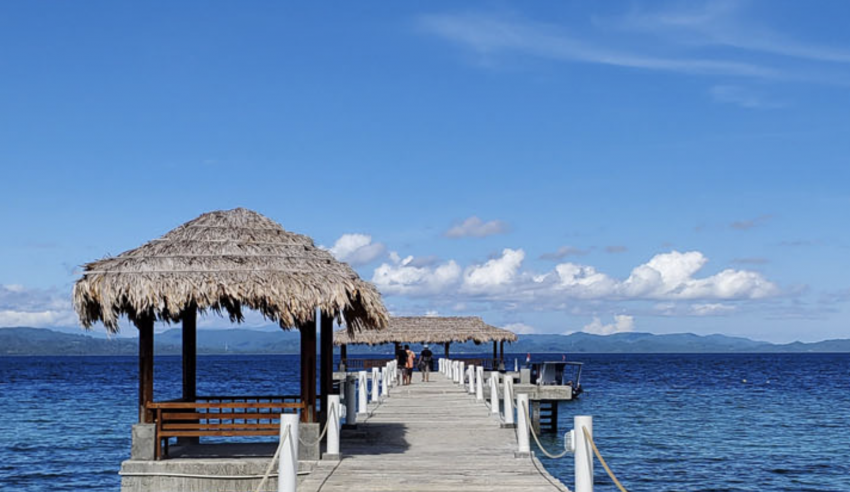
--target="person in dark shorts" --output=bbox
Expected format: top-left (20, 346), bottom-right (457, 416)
top-left (418, 345), bottom-right (433, 382)
top-left (404, 344), bottom-right (415, 385)
top-left (396, 345), bottom-right (407, 385)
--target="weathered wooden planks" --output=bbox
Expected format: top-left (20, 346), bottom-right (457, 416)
top-left (301, 377), bottom-right (570, 492)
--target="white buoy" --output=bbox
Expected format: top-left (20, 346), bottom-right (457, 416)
top-left (503, 376), bottom-right (515, 426)
top-left (327, 395), bottom-right (341, 457)
top-left (575, 415), bottom-right (593, 492)
top-left (489, 371), bottom-right (499, 414)
top-left (357, 371), bottom-right (368, 415)
top-left (516, 394), bottom-right (530, 456)
top-left (279, 413), bottom-right (299, 492)
top-left (476, 366), bottom-right (484, 401)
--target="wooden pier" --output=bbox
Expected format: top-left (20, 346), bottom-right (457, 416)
top-left (301, 376), bottom-right (570, 492)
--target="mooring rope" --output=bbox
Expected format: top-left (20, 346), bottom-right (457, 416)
top-left (520, 401), bottom-right (571, 459)
top-left (298, 404), bottom-right (339, 447)
top-left (582, 426), bottom-right (628, 492)
top-left (253, 423), bottom-right (290, 492)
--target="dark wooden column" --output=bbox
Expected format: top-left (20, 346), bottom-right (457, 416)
top-left (499, 341), bottom-right (505, 362)
top-left (182, 308), bottom-right (197, 402)
top-left (300, 318), bottom-right (317, 423)
top-left (492, 341), bottom-right (497, 362)
top-left (340, 344), bottom-right (348, 369)
top-left (319, 312), bottom-right (334, 426)
top-left (444, 342), bottom-right (450, 358)
top-left (137, 314), bottom-right (154, 423)
top-left (181, 308), bottom-right (198, 444)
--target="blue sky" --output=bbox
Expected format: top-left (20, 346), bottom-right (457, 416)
top-left (1, 1), bottom-right (848, 342)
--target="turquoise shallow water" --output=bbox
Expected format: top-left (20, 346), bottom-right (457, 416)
top-left (1, 353), bottom-right (848, 491)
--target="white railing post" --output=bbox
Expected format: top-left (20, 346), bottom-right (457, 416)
top-left (467, 366), bottom-right (475, 394)
top-left (344, 375), bottom-right (357, 426)
top-left (503, 376), bottom-right (515, 426)
top-left (327, 395), bottom-right (340, 457)
top-left (279, 413), bottom-right (300, 492)
top-left (489, 371), bottom-right (499, 414)
top-left (357, 371), bottom-right (368, 415)
top-left (381, 366), bottom-right (390, 398)
top-left (575, 415), bottom-right (594, 492)
top-left (476, 366), bottom-right (484, 401)
top-left (516, 394), bottom-right (530, 456)
top-left (371, 367), bottom-right (380, 403)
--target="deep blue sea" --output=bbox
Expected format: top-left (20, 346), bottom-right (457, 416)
top-left (1, 353), bottom-right (848, 491)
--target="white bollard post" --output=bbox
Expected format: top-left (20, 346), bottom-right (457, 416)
top-left (458, 361), bottom-right (465, 386)
top-left (371, 367), bottom-right (380, 403)
top-left (357, 371), bottom-right (368, 415)
top-left (489, 371), bottom-right (500, 414)
top-left (503, 376), bottom-right (515, 426)
top-left (279, 413), bottom-right (300, 492)
top-left (327, 395), bottom-right (340, 457)
top-left (476, 366), bottom-right (484, 401)
top-left (516, 394), bottom-right (530, 456)
top-left (381, 366), bottom-right (389, 398)
top-left (344, 375), bottom-right (357, 426)
top-left (452, 361), bottom-right (459, 383)
top-left (514, 359), bottom-right (518, 372)
top-left (575, 415), bottom-right (594, 492)
top-left (467, 366), bottom-right (475, 394)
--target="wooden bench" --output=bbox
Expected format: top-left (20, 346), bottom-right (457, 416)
top-left (147, 395), bottom-right (306, 460)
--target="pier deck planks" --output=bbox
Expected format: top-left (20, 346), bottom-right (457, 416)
top-left (301, 377), bottom-right (569, 492)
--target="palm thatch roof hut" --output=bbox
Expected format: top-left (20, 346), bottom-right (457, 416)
top-left (334, 316), bottom-right (517, 363)
top-left (73, 208), bottom-right (388, 426)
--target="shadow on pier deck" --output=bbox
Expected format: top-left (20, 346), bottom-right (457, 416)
top-left (302, 378), bottom-right (569, 492)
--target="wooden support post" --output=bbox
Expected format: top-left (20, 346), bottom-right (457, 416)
top-left (340, 344), bottom-right (348, 370)
top-left (493, 341), bottom-right (497, 366)
top-left (137, 314), bottom-right (154, 424)
top-left (499, 340), bottom-right (505, 362)
top-left (444, 342), bottom-right (450, 359)
top-left (320, 312), bottom-right (334, 427)
top-left (182, 308), bottom-right (197, 403)
top-left (300, 318), bottom-right (318, 423)
top-left (181, 308), bottom-right (198, 444)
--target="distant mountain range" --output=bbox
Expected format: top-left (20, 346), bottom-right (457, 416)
top-left (2, 327), bottom-right (849, 356)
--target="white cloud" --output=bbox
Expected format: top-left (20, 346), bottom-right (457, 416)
top-left (327, 233), bottom-right (386, 266)
top-left (504, 322), bottom-right (536, 335)
top-left (372, 249), bottom-right (780, 316)
top-left (420, 13), bottom-right (777, 78)
top-left (462, 248), bottom-right (525, 292)
top-left (691, 303), bottom-right (737, 316)
top-left (618, 251), bottom-right (778, 300)
top-left (444, 216), bottom-right (509, 238)
top-left (372, 253), bottom-right (461, 296)
top-left (710, 86), bottom-right (784, 109)
top-left (0, 284), bottom-right (77, 328)
top-left (425, 310), bottom-right (440, 317)
top-left (582, 315), bottom-right (635, 335)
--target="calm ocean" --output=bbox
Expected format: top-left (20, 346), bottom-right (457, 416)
top-left (1, 353), bottom-right (848, 491)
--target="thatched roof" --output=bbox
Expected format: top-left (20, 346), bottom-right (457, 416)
top-left (334, 316), bottom-right (517, 346)
top-left (73, 208), bottom-right (388, 333)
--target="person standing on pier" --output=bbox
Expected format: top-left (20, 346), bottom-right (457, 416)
top-left (418, 345), bottom-right (433, 382)
top-left (396, 345), bottom-right (407, 385)
top-left (404, 344), bottom-right (415, 385)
